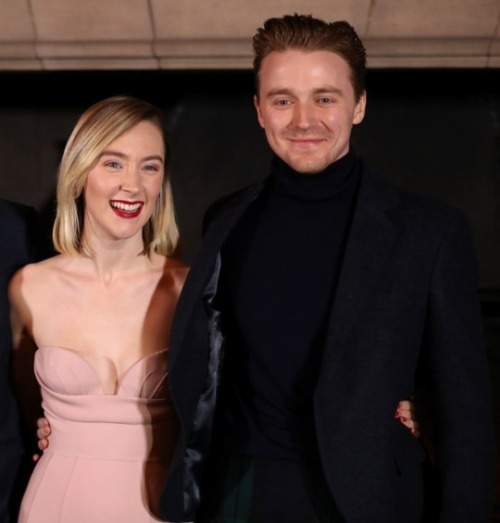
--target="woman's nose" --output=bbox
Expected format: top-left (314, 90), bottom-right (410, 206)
top-left (119, 168), bottom-right (141, 192)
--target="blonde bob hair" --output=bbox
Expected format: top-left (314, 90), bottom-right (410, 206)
top-left (52, 95), bottom-right (179, 257)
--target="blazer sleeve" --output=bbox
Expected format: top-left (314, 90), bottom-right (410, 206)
top-left (426, 211), bottom-right (495, 522)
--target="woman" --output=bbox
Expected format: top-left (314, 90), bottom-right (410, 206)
top-left (8, 95), bottom-right (189, 523)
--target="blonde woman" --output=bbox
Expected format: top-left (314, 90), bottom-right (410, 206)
top-left (8, 96), bottom-right (188, 523)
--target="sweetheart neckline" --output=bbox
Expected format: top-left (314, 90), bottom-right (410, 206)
top-left (36, 345), bottom-right (168, 396)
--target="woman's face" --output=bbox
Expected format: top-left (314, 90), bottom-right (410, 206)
top-left (83, 120), bottom-right (165, 246)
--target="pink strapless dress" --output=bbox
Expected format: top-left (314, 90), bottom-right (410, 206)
top-left (18, 346), bottom-right (178, 523)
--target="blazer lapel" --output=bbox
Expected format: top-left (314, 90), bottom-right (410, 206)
top-left (321, 171), bottom-right (401, 370)
top-left (169, 180), bottom-right (266, 363)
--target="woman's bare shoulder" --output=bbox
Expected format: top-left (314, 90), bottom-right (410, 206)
top-left (8, 254), bottom-right (73, 298)
top-left (11, 254), bottom-right (66, 281)
top-left (8, 256), bottom-right (66, 334)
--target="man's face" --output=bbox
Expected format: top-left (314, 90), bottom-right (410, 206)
top-left (254, 49), bottom-right (366, 174)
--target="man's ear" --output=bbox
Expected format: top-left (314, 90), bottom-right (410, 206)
top-left (254, 94), bottom-right (265, 129)
top-left (353, 90), bottom-right (367, 125)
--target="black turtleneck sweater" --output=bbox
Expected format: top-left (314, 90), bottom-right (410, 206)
top-left (213, 149), bottom-right (360, 460)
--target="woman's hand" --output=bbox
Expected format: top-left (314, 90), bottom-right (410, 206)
top-left (395, 399), bottom-right (420, 437)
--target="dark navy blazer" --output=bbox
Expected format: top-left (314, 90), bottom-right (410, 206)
top-left (160, 163), bottom-right (495, 523)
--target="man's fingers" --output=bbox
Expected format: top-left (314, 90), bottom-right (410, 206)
top-left (37, 425), bottom-right (51, 438)
top-left (36, 417), bottom-right (50, 430)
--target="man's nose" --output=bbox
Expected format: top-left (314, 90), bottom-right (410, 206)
top-left (291, 102), bottom-right (315, 128)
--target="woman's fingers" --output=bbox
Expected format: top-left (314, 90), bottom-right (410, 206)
top-left (395, 400), bottom-right (420, 437)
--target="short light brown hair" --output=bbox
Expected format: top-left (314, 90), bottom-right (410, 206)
top-left (52, 95), bottom-right (179, 257)
top-left (252, 14), bottom-right (367, 101)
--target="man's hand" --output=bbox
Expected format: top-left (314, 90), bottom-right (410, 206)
top-left (32, 417), bottom-right (51, 462)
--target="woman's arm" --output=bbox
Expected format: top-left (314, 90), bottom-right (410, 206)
top-left (8, 268), bottom-right (43, 454)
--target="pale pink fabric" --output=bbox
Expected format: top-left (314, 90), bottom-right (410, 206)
top-left (18, 346), bottom-right (178, 523)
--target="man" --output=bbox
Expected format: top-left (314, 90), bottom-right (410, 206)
top-left (0, 199), bottom-right (47, 523)
top-left (159, 13), bottom-right (495, 523)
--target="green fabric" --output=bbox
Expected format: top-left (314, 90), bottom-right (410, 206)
top-left (197, 455), bottom-right (344, 522)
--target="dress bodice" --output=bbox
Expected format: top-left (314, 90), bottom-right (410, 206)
top-left (35, 345), bottom-right (170, 398)
top-left (19, 346), bottom-right (177, 522)
top-left (34, 345), bottom-right (178, 461)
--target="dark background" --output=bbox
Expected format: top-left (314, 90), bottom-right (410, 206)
top-left (2, 68), bottom-right (498, 281)
top-left (0, 68), bottom-right (499, 519)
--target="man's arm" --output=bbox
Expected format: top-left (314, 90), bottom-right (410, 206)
top-left (35, 398), bottom-right (423, 458)
top-left (427, 212), bottom-right (495, 520)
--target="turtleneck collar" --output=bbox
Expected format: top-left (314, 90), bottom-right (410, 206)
top-left (270, 148), bottom-right (358, 201)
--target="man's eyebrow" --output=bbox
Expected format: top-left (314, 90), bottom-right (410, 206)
top-left (311, 86), bottom-right (345, 97)
top-left (265, 86), bottom-right (345, 98)
top-left (265, 87), bottom-right (294, 98)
